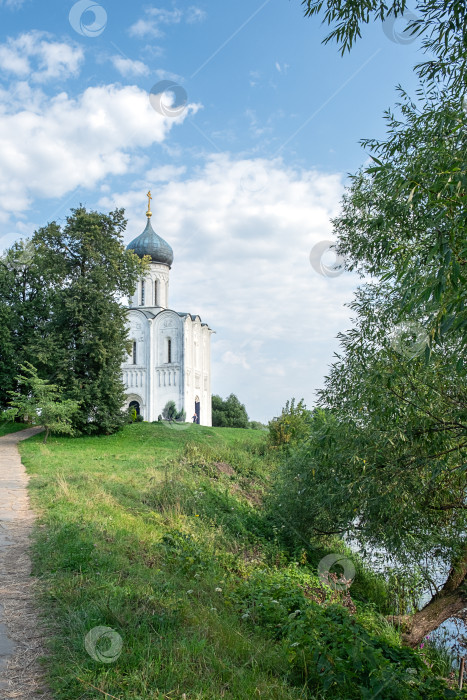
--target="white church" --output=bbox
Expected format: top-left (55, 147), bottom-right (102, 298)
top-left (121, 193), bottom-right (213, 425)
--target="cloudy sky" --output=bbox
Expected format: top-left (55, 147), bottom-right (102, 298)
top-left (0, 0), bottom-right (423, 422)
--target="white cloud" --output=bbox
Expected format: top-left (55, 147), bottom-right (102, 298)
top-left (0, 0), bottom-right (25, 9)
top-left (186, 6), bottom-right (206, 23)
top-left (249, 70), bottom-right (261, 87)
top-left (153, 68), bottom-right (185, 83)
top-left (222, 351), bottom-right (250, 370)
top-left (275, 61), bottom-right (290, 74)
top-left (145, 165), bottom-right (187, 182)
top-left (102, 155), bottom-right (356, 421)
top-left (149, 8), bottom-right (183, 23)
top-left (129, 8), bottom-right (182, 38)
top-left (129, 19), bottom-right (164, 39)
top-left (111, 56), bottom-right (149, 77)
top-left (0, 32), bottom-right (84, 83)
top-left (0, 81), bottom-right (201, 220)
top-left (129, 6), bottom-right (205, 38)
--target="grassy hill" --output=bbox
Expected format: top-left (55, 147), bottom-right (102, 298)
top-left (19, 423), bottom-right (463, 699)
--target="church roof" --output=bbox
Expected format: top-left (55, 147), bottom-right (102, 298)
top-left (178, 312), bottom-right (213, 330)
top-left (126, 217), bottom-right (174, 267)
top-left (127, 308), bottom-right (156, 319)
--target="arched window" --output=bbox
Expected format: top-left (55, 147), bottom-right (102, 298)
top-left (154, 279), bottom-right (158, 306)
top-left (167, 338), bottom-right (172, 363)
top-left (140, 280), bottom-right (145, 306)
top-left (132, 341), bottom-right (137, 365)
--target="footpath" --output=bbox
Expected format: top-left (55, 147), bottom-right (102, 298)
top-left (0, 427), bottom-right (50, 699)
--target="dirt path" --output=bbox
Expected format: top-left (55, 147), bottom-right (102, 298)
top-left (0, 427), bottom-right (50, 699)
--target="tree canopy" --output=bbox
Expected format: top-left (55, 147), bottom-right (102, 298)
top-left (212, 394), bottom-right (249, 428)
top-left (0, 206), bottom-right (144, 434)
top-left (280, 0), bottom-right (467, 647)
top-left (268, 398), bottom-right (313, 447)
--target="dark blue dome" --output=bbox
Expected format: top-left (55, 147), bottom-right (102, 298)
top-left (126, 218), bottom-right (174, 267)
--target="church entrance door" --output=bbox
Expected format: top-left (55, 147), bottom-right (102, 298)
top-left (194, 397), bottom-right (200, 424)
top-left (129, 400), bottom-right (140, 416)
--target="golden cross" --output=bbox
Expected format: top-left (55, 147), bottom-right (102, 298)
top-left (146, 190), bottom-right (152, 217)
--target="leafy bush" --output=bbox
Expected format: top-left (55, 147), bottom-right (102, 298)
top-left (159, 530), bottom-right (217, 577)
top-left (249, 420), bottom-right (267, 430)
top-left (268, 398), bottom-right (313, 447)
top-left (161, 402), bottom-right (185, 422)
top-left (4, 362), bottom-right (79, 443)
top-left (212, 393), bottom-right (249, 428)
top-left (228, 567), bottom-right (464, 698)
top-left (162, 400), bottom-right (177, 420)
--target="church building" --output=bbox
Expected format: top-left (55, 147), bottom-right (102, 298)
top-left (121, 193), bottom-right (213, 425)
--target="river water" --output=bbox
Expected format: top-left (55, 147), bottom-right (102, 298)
top-left (347, 541), bottom-right (467, 660)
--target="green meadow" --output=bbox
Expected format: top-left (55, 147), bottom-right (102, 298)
top-left (17, 423), bottom-right (463, 699)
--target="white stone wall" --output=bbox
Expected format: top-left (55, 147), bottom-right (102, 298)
top-left (129, 262), bottom-right (170, 309)
top-left (122, 310), bottom-right (151, 417)
top-left (122, 263), bottom-right (212, 425)
top-left (183, 316), bottom-right (213, 426)
top-left (152, 310), bottom-right (184, 420)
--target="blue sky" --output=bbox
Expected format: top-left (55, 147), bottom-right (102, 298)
top-left (0, 0), bottom-right (424, 422)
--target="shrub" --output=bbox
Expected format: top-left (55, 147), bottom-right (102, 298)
top-left (162, 401), bottom-right (177, 420)
top-left (268, 398), bottom-right (313, 447)
top-left (228, 567), bottom-right (461, 698)
top-left (249, 420), bottom-right (267, 430)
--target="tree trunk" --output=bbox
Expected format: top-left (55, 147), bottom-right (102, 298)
top-left (401, 547), bottom-right (467, 647)
top-left (43, 427), bottom-right (49, 444)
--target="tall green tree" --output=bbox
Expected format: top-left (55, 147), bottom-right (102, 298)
top-left (273, 286), bottom-right (466, 644)
top-left (212, 393), bottom-right (249, 428)
top-left (285, 0), bottom-right (467, 647)
top-left (0, 240), bottom-right (57, 408)
top-left (36, 207), bottom-right (144, 433)
top-left (0, 207), bottom-right (144, 434)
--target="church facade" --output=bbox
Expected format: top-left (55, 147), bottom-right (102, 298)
top-left (121, 194), bottom-right (213, 425)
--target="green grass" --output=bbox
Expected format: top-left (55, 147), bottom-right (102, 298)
top-left (0, 420), bottom-right (31, 437)
top-left (19, 423), bottom-right (463, 699)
